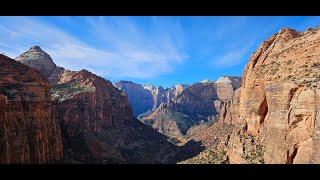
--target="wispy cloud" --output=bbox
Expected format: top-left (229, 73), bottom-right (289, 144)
top-left (212, 47), bottom-right (250, 67)
top-left (0, 16), bottom-right (187, 79)
top-left (210, 39), bottom-right (256, 68)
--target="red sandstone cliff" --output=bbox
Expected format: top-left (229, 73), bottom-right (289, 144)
top-left (216, 27), bottom-right (320, 164)
top-left (0, 54), bottom-right (63, 163)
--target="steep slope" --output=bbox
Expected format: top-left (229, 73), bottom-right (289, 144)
top-left (15, 46), bottom-right (65, 85)
top-left (142, 77), bottom-right (241, 138)
top-left (15, 46), bottom-right (56, 77)
top-left (141, 108), bottom-right (196, 137)
top-left (114, 81), bottom-right (153, 117)
top-left (186, 26), bottom-right (320, 164)
top-left (235, 27), bottom-right (320, 164)
top-left (0, 54), bottom-right (63, 163)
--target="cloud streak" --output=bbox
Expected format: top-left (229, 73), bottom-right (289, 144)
top-left (0, 16), bottom-right (187, 79)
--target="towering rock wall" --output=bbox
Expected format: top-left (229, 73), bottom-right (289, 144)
top-left (0, 54), bottom-right (63, 163)
top-left (114, 81), bottom-right (153, 117)
top-left (219, 27), bottom-right (320, 164)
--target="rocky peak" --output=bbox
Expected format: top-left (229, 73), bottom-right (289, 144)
top-left (29, 45), bottom-right (42, 51)
top-left (216, 76), bottom-right (242, 90)
top-left (201, 79), bottom-right (214, 83)
top-left (119, 80), bottom-right (134, 84)
top-left (156, 86), bottom-right (165, 92)
top-left (277, 27), bottom-right (300, 39)
top-left (144, 84), bottom-right (155, 91)
top-left (175, 84), bottom-right (188, 95)
top-left (15, 46), bottom-right (57, 78)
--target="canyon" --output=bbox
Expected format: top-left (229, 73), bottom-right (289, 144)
top-left (1, 26), bottom-right (320, 164)
top-left (0, 46), bottom-right (201, 164)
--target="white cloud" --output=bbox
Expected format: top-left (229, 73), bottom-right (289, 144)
top-left (213, 47), bottom-right (250, 67)
top-left (211, 38), bottom-right (257, 68)
top-left (0, 16), bottom-right (187, 79)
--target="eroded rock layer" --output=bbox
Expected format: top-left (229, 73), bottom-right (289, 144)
top-left (0, 54), bottom-right (63, 164)
top-left (217, 27), bottom-right (320, 164)
top-left (142, 77), bottom-right (241, 138)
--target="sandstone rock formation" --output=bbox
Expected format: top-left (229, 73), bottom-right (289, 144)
top-left (218, 88), bottom-right (241, 125)
top-left (141, 108), bottom-right (196, 137)
top-left (15, 46), bottom-right (66, 85)
top-left (114, 81), bottom-right (153, 117)
top-left (0, 54), bottom-right (63, 163)
top-left (142, 77), bottom-right (241, 138)
top-left (199, 27), bottom-right (320, 164)
top-left (236, 27), bottom-right (320, 164)
top-left (144, 84), bottom-right (189, 111)
top-left (15, 46), bottom-right (56, 78)
top-left (114, 81), bottom-right (188, 117)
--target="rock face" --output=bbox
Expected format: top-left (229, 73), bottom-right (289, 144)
top-left (114, 81), bottom-right (188, 117)
top-left (145, 84), bottom-right (189, 111)
top-left (15, 46), bottom-right (66, 85)
top-left (52, 69), bottom-right (133, 132)
top-left (114, 81), bottom-right (153, 117)
top-left (215, 27), bottom-right (320, 164)
top-left (142, 77), bottom-right (241, 138)
top-left (141, 108), bottom-right (196, 137)
top-left (0, 54), bottom-right (63, 163)
top-left (15, 46), bottom-right (57, 78)
top-left (218, 88), bottom-right (241, 125)
top-left (51, 71), bottom-right (182, 163)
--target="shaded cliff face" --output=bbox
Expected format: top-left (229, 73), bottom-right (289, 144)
top-left (0, 54), bottom-right (63, 164)
top-left (114, 81), bottom-right (188, 117)
top-left (114, 81), bottom-right (153, 117)
top-left (142, 77), bottom-right (241, 138)
top-left (215, 27), bottom-right (320, 164)
top-left (218, 88), bottom-right (241, 125)
top-left (52, 70), bottom-right (133, 133)
top-left (53, 72), bottom-right (198, 163)
top-left (49, 67), bottom-right (182, 163)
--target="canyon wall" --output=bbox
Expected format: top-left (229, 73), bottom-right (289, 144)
top-left (0, 54), bottom-right (63, 163)
top-left (219, 27), bottom-right (320, 164)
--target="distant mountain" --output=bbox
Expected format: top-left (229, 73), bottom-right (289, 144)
top-left (114, 81), bottom-right (153, 117)
top-left (114, 81), bottom-right (188, 117)
top-left (141, 76), bottom-right (241, 139)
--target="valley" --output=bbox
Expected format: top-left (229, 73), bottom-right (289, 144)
top-left (1, 19), bottom-right (320, 164)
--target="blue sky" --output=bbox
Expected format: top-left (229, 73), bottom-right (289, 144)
top-left (0, 16), bottom-right (319, 88)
